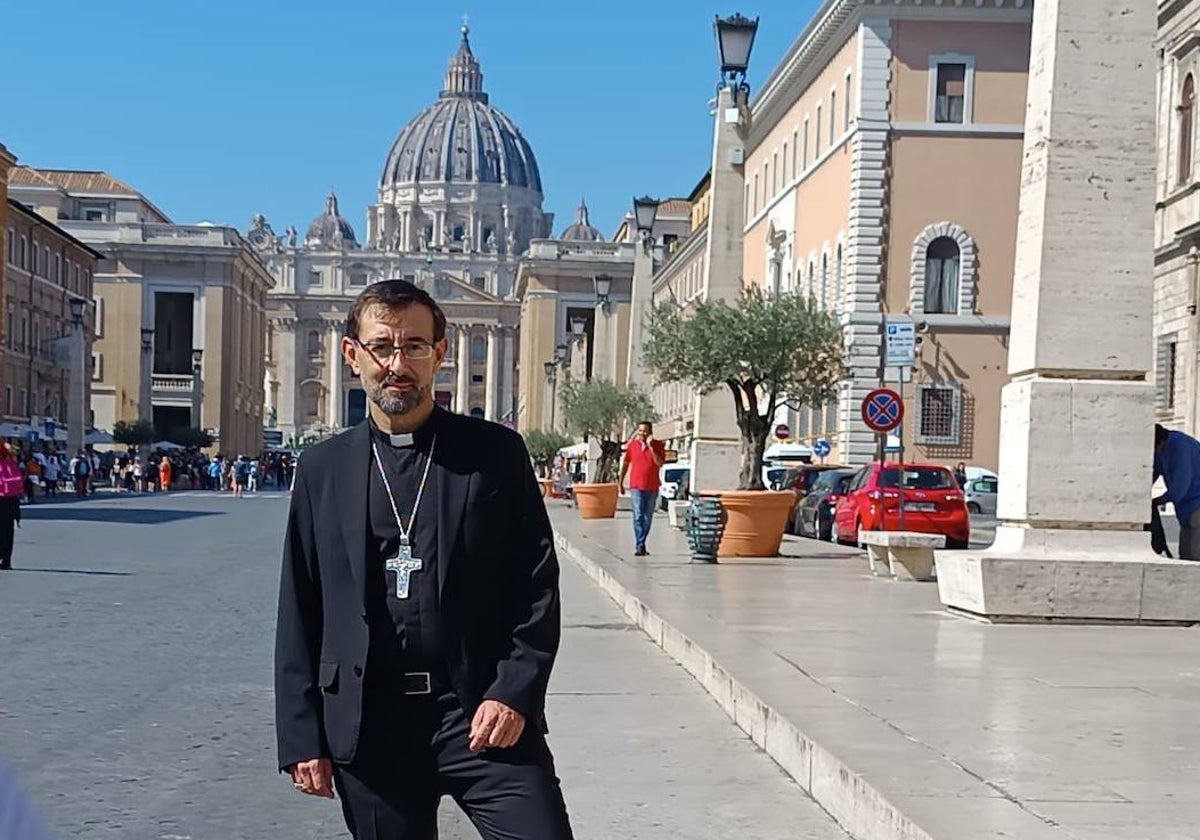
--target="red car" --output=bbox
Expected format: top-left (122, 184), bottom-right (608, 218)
top-left (832, 462), bottom-right (970, 549)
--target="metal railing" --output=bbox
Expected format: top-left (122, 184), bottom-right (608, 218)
top-left (152, 374), bottom-right (194, 392)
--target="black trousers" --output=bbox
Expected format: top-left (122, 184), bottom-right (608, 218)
top-left (0, 497), bottom-right (18, 563)
top-left (333, 684), bottom-right (574, 840)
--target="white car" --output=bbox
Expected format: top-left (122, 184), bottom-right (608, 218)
top-left (963, 475), bottom-right (998, 515)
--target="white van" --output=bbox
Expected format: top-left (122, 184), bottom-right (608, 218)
top-left (658, 463), bottom-right (691, 510)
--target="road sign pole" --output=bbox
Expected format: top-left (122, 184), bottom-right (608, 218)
top-left (896, 369), bottom-right (905, 535)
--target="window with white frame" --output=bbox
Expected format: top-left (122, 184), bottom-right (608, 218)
top-left (820, 252), bottom-right (829, 309)
top-left (844, 71), bottom-right (853, 129)
top-left (916, 382), bottom-right (962, 445)
top-left (753, 174), bottom-right (759, 214)
top-left (835, 242), bottom-right (844, 313)
top-left (930, 56), bottom-right (974, 124)
top-left (92, 352), bottom-right (103, 381)
top-left (815, 105), bottom-right (823, 156)
top-left (772, 151), bottom-right (779, 194)
top-left (93, 296), bottom-right (104, 339)
top-left (791, 130), bottom-right (798, 176)
top-left (923, 237), bottom-right (961, 314)
top-left (802, 118), bottom-right (810, 169)
top-left (310, 269), bottom-right (322, 288)
top-left (1158, 332), bottom-right (1180, 415)
top-left (829, 90), bottom-right (837, 144)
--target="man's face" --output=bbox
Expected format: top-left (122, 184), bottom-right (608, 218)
top-left (344, 303), bottom-right (447, 417)
top-left (637, 424), bottom-right (652, 440)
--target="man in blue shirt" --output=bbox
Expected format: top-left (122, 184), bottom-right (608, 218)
top-left (1153, 424), bottom-right (1200, 560)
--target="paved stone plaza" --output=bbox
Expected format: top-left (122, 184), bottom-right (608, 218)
top-left (553, 504), bottom-right (1200, 840)
top-left (0, 491), bottom-right (849, 839)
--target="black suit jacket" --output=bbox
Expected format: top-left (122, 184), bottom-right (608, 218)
top-left (274, 411), bottom-right (561, 771)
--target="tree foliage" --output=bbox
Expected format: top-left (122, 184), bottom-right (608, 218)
top-left (112, 420), bottom-right (156, 446)
top-left (166, 426), bottom-right (214, 449)
top-left (644, 285), bottom-right (844, 490)
top-left (522, 429), bottom-right (573, 475)
top-left (558, 377), bottom-right (656, 484)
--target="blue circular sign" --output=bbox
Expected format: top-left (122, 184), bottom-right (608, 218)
top-left (813, 438), bottom-right (832, 457)
top-left (861, 388), bottom-right (904, 433)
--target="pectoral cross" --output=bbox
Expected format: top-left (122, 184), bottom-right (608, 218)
top-left (385, 537), bottom-right (422, 599)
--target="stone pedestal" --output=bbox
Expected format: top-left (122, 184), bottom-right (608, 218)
top-left (937, 0), bottom-right (1200, 624)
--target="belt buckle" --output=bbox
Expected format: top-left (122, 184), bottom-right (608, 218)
top-left (405, 671), bottom-right (432, 695)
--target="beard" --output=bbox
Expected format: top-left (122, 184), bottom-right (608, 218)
top-left (365, 375), bottom-right (430, 417)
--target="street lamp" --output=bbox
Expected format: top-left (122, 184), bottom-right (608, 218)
top-left (543, 359), bottom-right (559, 431)
top-left (570, 315), bottom-right (587, 341)
top-left (633, 196), bottom-right (660, 237)
top-left (555, 343), bottom-right (569, 364)
top-left (140, 327), bottom-right (154, 451)
top-left (594, 275), bottom-right (613, 311)
top-left (714, 13), bottom-right (759, 90)
top-left (67, 297), bottom-right (87, 455)
top-left (191, 348), bottom-right (204, 433)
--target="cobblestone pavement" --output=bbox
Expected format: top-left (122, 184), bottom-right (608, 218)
top-left (0, 490), bottom-right (848, 839)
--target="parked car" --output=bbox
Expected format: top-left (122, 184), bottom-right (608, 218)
top-left (777, 465), bottom-right (849, 528)
top-left (963, 475), bottom-right (998, 515)
top-left (832, 462), bottom-right (970, 549)
top-left (658, 464), bottom-right (692, 511)
top-left (793, 469), bottom-right (856, 540)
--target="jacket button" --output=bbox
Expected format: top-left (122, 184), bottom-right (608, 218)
top-left (353, 665), bottom-right (363, 678)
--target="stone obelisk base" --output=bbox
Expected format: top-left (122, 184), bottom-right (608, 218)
top-left (936, 528), bottom-right (1200, 624)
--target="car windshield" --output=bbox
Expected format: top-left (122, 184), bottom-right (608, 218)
top-left (663, 468), bottom-right (688, 484)
top-left (879, 467), bottom-right (954, 490)
top-left (766, 468), bottom-right (788, 485)
top-left (815, 470), bottom-right (854, 490)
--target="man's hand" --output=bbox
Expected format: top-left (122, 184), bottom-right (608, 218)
top-left (289, 758), bottom-right (335, 798)
top-left (469, 700), bottom-right (526, 752)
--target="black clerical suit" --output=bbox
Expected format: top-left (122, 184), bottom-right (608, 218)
top-left (275, 408), bottom-right (573, 839)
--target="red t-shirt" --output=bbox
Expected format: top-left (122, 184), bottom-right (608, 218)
top-left (626, 438), bottom-right (666, 491)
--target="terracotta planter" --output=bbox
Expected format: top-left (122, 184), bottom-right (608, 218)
top-left (717, 490), bottom-right (795, 557)
top-left (573, 483), bottom-right (619, 519)
top-left (538, 478), bottom-right (555, 498)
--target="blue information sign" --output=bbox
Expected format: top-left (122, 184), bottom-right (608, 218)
top-left (813, 438), bottom-right (832, 458)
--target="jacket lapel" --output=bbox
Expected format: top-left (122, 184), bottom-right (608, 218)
top-left (337, 421), bottom-right (372, 605)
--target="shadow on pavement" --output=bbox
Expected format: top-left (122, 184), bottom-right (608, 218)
top-left (19, 508), bottom-right (222, 525)
top-left (2, 567), bottom-right (133, 577)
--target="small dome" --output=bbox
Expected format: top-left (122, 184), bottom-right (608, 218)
top-left (379, 27), bottom-right (542, 192)
top-left (559, 199), bottom-right (603, 242)
top-left (305, 190), bottom-right (358, 249)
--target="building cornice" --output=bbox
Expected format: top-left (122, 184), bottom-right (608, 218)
top-left (749, 0), bottom-right (1033, 153)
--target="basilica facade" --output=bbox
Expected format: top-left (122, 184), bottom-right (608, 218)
top-left (250, 27), bottom-right (552, 444)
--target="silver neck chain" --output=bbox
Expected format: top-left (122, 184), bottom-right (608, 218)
top-left (370, 434), bottom-right (437, 544)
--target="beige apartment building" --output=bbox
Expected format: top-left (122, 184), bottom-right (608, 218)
top-left (8, 168), bottom-right (272, 455)
top-left (1155, 0), bottom-right (1200, 435)
top-left (741, 0), bottom-right (1031, 469)
top-left (3, 199), bottom-right (101, 438)
top-left (514, 200), bottom-right (691, 434)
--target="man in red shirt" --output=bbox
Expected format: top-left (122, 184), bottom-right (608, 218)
top-left (618, 421), bottom-right (666, 556)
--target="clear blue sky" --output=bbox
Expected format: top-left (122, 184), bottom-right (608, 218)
top-left (4, 1), bottom-right (823, 239)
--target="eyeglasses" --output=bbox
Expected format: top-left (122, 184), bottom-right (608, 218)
top-left (355, 339), bottom-right (436, 363)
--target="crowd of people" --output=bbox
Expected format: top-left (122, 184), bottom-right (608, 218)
top-left (6, 444), bottom-right (296, 502)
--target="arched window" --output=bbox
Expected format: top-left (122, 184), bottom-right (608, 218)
top-left (1181, 74), bottom-right (1195, 185)
top-left (807, 261), bottom-right (815, 300)
top-left (471, 335), bottom-right (486, 364)
top-left (923, 237), bottom-right (961, 314)
top-left (820, 253), bottom-right (829, 310)
top-left (835, 243), bottom-right (844, 313)
top-left (307, 330), bottom-right (321, 357)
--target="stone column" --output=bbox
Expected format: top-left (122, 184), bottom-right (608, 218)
top-left (327, 324), bottom-right (343, 430)
top-left (626, 238), bottom-right (655, 391)
top-left (689, 83), bottom-right (749, 493)
top-left (937, 0), bottom-right (1200, 623)
top-left (501, 327), bottom-right (515, 423)
top-left (591, 302), bottom-right (614, 384)
top-left (485, 325), bottom-right (499, 421)
top-left (456, 325), bottom-right (471, 414)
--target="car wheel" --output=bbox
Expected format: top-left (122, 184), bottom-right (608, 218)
top-left (967, 502), bottom-right (981, 514)
top-left (830, 517), bottom-right (842, 545)
top-left (818, 511), bottom-right (833, 542)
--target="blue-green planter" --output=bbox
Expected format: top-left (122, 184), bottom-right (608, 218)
top-left (685, 496), bottom-right (726, 564)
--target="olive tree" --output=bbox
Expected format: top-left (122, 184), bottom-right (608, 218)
top-left (644, 285), bottom-right (844, 490)
top-left (558, 377), bottom-right (656, 484)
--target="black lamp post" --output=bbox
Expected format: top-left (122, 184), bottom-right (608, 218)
top-left (594, 275), bottom-right (613, 311)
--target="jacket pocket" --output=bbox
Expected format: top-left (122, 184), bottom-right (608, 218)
top-left (318, 661), bottom-right (339, 694)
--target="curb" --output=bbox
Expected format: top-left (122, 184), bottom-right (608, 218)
top-left (554, 530), bottom-right (934, 840)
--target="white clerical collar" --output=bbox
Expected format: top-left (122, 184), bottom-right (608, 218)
top-left (388, 432), bottom-right (414, 447)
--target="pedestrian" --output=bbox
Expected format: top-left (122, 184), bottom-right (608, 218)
top-left (132, 457), bottom-right (145, 493)
top-left (208, 457), bottom-right (221, 491)
top-left (160, 456), bottom-right (173, 493)
top-left (953, 461), bottom-right (969, 488)
top-left (275, 279), bottom-right (574, 839)
top-left (618, 420), bottom-right (666, 556)
top-left (42, 452), bottom-right (59, 498)
top-left (22, 454), bottom-right (38, 504)
top-left (0, 443), bottom-right (23, 570)
top-left (70, 450), bottom-right (90, 497)
top-left (233, 456), bottom-right (249, 499)
top-left (248, 457), bottom-right (259, 493)
top-left (1153, 423), bottom-right (1200, 560)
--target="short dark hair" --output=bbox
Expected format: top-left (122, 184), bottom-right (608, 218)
top-left (1156, 423), bottom-right (1169, 448)
top-left (637, 420), bottom-right (654, 431)
top-left (345, 279), bottom-right (447, 342)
